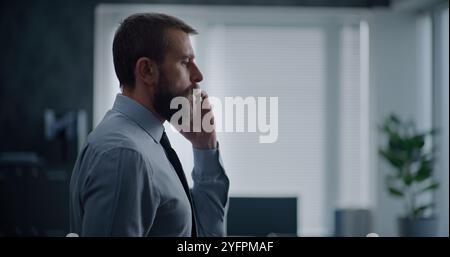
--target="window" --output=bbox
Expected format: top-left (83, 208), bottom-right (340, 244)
top-left (203, 25), bottom-right (326, 236)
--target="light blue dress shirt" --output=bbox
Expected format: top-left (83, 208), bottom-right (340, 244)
top-left (69, 94), bottom-right (229, 236)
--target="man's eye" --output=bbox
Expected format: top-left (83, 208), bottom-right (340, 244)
top-left (181, 60), bottom-right (189, 66)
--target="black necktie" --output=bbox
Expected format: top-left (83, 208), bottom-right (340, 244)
top-left (160, 131), bottom-right (197, 237)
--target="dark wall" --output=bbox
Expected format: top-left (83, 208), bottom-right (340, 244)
top-left (0, 0), bottom-right (95, 163)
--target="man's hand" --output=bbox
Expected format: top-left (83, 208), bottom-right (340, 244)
top-left (178, 90), bottom-right (217, 149)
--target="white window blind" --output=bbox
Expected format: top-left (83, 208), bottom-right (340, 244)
top-left (202, 25), bottom-right (326, 236)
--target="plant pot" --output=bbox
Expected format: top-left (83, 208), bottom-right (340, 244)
top-left (334, 209), bottom-right (373, 237)
top-left (398, 217), bottom-right (438, 237)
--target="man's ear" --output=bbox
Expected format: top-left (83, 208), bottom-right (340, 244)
top-left (135, 57), bottom-right (158, 86)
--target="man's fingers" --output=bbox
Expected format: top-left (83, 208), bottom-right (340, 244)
top-left (200, 91), bottom-right (212, 110)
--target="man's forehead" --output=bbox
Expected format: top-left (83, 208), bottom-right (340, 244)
top-left (165, 28), bottom-right (195, 58)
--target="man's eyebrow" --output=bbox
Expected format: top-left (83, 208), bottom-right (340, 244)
top-left (180, 53), bottom-right (195, 59)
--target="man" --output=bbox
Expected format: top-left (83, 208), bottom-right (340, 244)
top-left (69, 13), bottom-right (229, 236)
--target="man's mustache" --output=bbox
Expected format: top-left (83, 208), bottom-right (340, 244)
top-left (191, 84), bottom-right (200, 92)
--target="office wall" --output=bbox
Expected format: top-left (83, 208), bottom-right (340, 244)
top-left (434, 6), bottom-right (449, 237)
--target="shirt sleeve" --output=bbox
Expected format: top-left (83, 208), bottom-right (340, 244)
top-left (81, 147), bottom-right (159, 236)
top-left (191, 142), bottom-right (230, 237)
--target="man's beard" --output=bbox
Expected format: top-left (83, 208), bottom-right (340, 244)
top-left (153, 70), bottom-right (195, 121)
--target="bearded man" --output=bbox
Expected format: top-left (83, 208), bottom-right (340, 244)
top-left (69, 13), bottom-right (229, 237)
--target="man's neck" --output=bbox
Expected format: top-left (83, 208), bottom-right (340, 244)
top-left (122, 87), bottom-right (166, 123)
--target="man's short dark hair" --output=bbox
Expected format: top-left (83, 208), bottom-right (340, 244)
top-left (112, 13), bottom-right (197, 88)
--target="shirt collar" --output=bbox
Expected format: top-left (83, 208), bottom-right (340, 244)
top-left (112, 94), bottom-right (165, 142)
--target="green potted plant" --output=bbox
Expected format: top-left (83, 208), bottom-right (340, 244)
top-left (379, 114), bottom-right (439, 236)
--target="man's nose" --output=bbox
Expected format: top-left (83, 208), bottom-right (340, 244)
top-left (191, 63), bottom-right (203, 83)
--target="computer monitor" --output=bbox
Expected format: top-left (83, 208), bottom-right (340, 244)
top-left (226, 197), bottom-right (297, 236)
